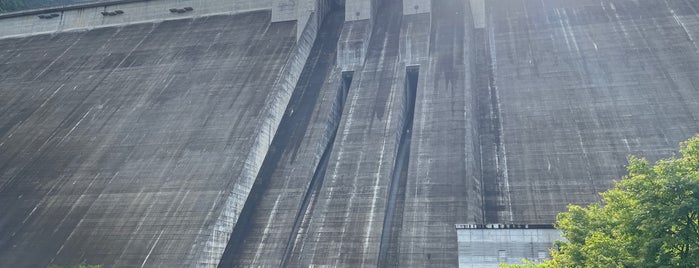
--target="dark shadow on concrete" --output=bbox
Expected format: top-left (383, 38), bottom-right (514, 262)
top-left (378, 66), bottom-right (419, 267)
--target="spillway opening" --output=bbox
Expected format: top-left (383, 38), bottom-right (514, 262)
top-left (329, 0), bottom-right (345, 11)
top-left (320, 0), bottom-right (345, 21)
top-left (378, 65), bottom-right (419, 267)
top-left (279, 71), bottom-right (354, 268)
top-left (342, 71), bottom-right (353, 93)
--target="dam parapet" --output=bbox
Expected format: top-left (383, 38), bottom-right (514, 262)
top-left (0, 0), bottom-right (333, 40)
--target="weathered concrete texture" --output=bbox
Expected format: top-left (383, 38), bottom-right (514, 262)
top-left (0, 11), bottom-right (299, 268)
top-left (286, 0), bottom-right (407, 266)
top-left (488, 0), bottom-right (699, 223)
top-left (196, 7), bottom-right (320, 267)
top-left (456, 225), bottom-right (562, 268)
top-left (337, 19), bottom-right (371, 71)
top-left (469, 0), bottom-right (485, 28)
top-left (216, 9), bottom-right (345, 268)
top-left (393, 0), bottom-right (482, 266)
top-left (272, 0), bottom-right (339, 39)
top-left (0, 0), bottom-right (109, 13)
top-left (345, 0), bottom-right (375, 21)
top-left (0, 0), bottom-right (276, 39)
top-left (402, 0), bottom-right (430, 15)
top-left (3, 0), bottom-right (699, 267)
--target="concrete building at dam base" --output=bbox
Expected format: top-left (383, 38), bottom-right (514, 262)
top-left (0, 0), bottom-right (697, 267)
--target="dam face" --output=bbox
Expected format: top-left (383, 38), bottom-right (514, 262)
top-left (0, 0), bottom-right (698, 267)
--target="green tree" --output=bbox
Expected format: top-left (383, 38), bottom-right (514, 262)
top-left (505, 135), bottom-right (699, 268)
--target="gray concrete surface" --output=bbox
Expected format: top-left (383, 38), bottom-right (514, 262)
top-left (488, 0), bottom-right (699, 223)
top-left (282, 0), bottom-right (407, 266)
top-left (337, 19), bottom-right (372, 71)
top-left (469, 0), bottom-right (485, 28)
top-left (0, 0), bottom-right (276, 39)
top-left (1, 0), bottom-right (699, 267)
top-left (216, 9), bottom-right (346, 268)
top-left (0, 10), bottom-right (300, 268)
top-left (345, 0), bottom-right (375, 21)
top-left (195, 7), bottom-right (320, 267)
top-left (394, 0), bottom-right (482, 266)
top-left (0, 0), bottom-right (336, 41)
top-left (403, 0), bottom-right (430, 15)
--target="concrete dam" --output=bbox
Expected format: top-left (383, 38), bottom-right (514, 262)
top-left (0, 0), bottom-right (698, 267)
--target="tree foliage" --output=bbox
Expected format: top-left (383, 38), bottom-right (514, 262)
top-left (505, 135), bottom-right (699, 268)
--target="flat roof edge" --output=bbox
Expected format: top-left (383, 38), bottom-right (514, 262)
top-left (0, 0), bottom-right (150, 19)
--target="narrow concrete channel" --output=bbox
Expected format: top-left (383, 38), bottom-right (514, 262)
top-left (378, 66), bottom-right (419, 267)
top-left (216, 9), bottom-right (345, 267)
top-left (280, 71), bottom-right (353, 268)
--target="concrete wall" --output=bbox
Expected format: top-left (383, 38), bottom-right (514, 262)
top-left (272, 0), bottom-right (306, 22)
top-left (0, 0), bottom-right (329, 40)
top-left (403, 0), bottom-right (431, 15)
top-left (469, 0), bottom-right (485, 28)
top-left (272, 0), bottom-right (334, 22)
top-left (290, 0), bottom-right (407, 265)
top-left (457, 226), bottom-right (562, 267)
top-left (0, 10), bottom-right (303, 268)
top-left (345, 0), bottom-right (374, 21)
top-left (272, 0), bottom-right (322, 39)
top-left (488, 0), bottom-right (699, 223)
top-left (0, 0), bottom-right (274, 39)
top-left (340, 0), bottom-right (432, 70)
top-left (216, 11), bottom-right (348, 266)
top-left (195, 10), bottom-right (322, 268)
top-left (336, 19), bottom-right (372, 71)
